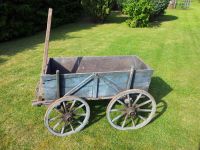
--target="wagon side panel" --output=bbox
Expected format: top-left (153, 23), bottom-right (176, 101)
top-left (133, 69), bottom-right (153, 91)
top-left (61, 72), bottom-right (130, 99)
top-left (97, 72), bottom-right (129, 98)
top-left (60, 74), bottom-right (93, 98)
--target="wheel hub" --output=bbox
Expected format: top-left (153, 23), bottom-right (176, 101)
top-left (62, 112), bottom-right (73, 122)
top-left (126, 106), bottom-right (136, 117)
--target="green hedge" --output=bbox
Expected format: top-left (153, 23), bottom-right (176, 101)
top-left (0, 0), bottom-right (82, 42)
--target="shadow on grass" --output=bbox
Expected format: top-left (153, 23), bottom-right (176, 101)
top-left (106, 11), bottom-right (128, 24)
top-left (84, 76), bottom-right (172, 129)
top-left (0, 12), bottom-right (177, 64)
top-left (0, 11), bottom-right (127, 65)
top-left (84, 100), bottom-right (109, 129)
top-left (0, 23), bottom-right (97, 64)
top-left (150, 15), bottom-right (178, 27)
top-left (149, 76), bottom-right (173, 123)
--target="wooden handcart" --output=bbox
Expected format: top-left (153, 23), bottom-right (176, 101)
top-left (33, 8), bottom-right (156, 137)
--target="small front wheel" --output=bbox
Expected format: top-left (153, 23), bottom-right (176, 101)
top-left (44, 96), bottom-right (90, 136)
top-left (106, 89), bottom-right (156, 130)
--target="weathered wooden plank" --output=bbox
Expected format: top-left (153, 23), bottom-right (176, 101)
top-left (42, 8), bottom-right (53, 74)
top-left (56, 70), bottom-right (60, 98)
top-left (49, 56), bottom-right (151, 74)
top-left (43, 79), bottom-right (57, 100)
top-left (42, 71), bottom-right (130, 100)
top-left (127, 67), bottom-right (134, 89)
top-left (134, 70), bottom-right (153, 83)
top-left (37, 8), bottom-right (53, 101)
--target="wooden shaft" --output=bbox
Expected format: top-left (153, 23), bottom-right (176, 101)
top-left (42, 8), bottom-right (53, 74)
top-left (38, 8), bottom-right (53, 100)
top-left (56, 70), bottom-right (60, 98)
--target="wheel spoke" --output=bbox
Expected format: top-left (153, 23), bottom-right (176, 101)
top-left (70, 100), bottom-right (76, 110)
top-left (112, 113), bottom-right (125, 122)
top-left (61, 124), bottom-right (66, 134)
top-left (75, 113), bottom-right (86, 117)
top-left (127, 95), bottom-right (132, 107)
top-left (62, 102), bottom-right (67, 113)
top-left (135, 117), bottom-right (141, 125)
top-left (136, 100), bottom-right (152, 108)
top-left (122, 115), bottom-right (128, 128)
top-left (133, 93), bottom-right (142, 106)
top-left (137, 108), bottom-right (152, 112)
top-left (49, 115), bottom-right (60, 122)
top-left (69, 123), bottom-right (74, 132)
top-left (116, 100), bottom-right (126, 106)
top-left (53, 119), bottom-right (62, 130)
top-left (74, 104), bottom-right (85, 112)
top-left (110, 109), bottom-right (123, 112)
top-left (138, 115), bottom-right (146, 121)
top-left (131, 117), bottom-right (135, 127)
top-left (55, 107), bottom-right (64, 114)
top-left (78, 121), bottom-right (83, 125)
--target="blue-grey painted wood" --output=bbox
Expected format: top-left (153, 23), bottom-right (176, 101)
top-left (42, 56), bottom-right (154, 100)
top-left (42, 72), bottom-right (130, 100)
top-left (133, 70), bottom-right (153, 91)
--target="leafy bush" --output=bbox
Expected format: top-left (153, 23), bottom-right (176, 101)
top-left (81, 0), bottom-right (113, 23)
top-left (150, 0), bottom-right (170, 20)
top-left (123, 0), bottom-right (153, 27)
top-left (123, 0), bottom-right (169, 28)
top-left (0, 0), bottom-right (82, 42)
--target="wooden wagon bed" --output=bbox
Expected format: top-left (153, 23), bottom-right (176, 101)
top-left (40, 56), bottom-right (153, 101)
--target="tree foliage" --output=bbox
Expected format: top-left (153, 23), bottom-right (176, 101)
top-left (0, 0), bottom-right (82, 41)
top-left (81, 0), bottom-right (113, 23)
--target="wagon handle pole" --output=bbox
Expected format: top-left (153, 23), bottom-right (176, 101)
top-left (42, 8), bottom-right (53, 74)
top-left (37, 8), bottom-right (53, 101)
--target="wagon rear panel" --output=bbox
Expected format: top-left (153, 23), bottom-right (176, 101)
top-left (133, 69), bottom-right (153, 91)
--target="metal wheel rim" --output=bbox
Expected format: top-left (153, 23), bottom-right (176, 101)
top-left (44, 96), bottom-right (90, 136)
top-left (106, 89), bottom-right (156, 130)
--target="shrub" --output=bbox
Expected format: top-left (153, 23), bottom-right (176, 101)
top-left (123, 0), bottom-right (169, 28)
top-left (81, 0), bottom-right (113, 23)
top-left (0, 0), bottom-right (82, 42)
top-left (123, 0), bottom-right (153, 27)
top-left (150, 0), bottom-right (170, 20)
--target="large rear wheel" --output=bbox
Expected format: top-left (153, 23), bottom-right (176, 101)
top-left (106, 89), bottom-right (156, 130)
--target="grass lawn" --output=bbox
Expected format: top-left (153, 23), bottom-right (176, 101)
top-left (0, 1), bottom-right (200, 150)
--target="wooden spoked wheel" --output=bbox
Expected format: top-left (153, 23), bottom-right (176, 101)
top-left (106, 89), bottom-right (156, 130)
top-left (44, 96), bottom-right (90, 136)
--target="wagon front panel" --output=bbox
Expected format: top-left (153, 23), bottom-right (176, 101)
top-left (97, 72), bottom-right (129, 98)
top-left (42, 75), bottom-right (58, 100)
